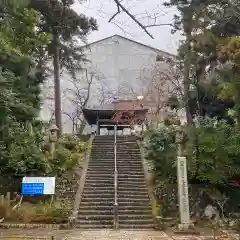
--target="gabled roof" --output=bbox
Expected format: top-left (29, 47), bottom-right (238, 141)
top-left (84, 34), bottom-right (176, 58)
top-left (88, 99), bottom-right (149, 111)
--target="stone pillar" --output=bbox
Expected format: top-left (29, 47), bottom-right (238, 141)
top-left (175, 125), bottom-right (192, 230)
top-left (177, 156), bottom-right (192, 230)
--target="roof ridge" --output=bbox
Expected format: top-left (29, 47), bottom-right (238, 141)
top-left (84, 34), bottom-right (176, 57)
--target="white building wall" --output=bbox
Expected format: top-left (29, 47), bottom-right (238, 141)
top-left (40, 35), bottom-right (183, 133)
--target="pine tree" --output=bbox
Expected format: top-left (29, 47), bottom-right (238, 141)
top-left (28, 0), bottom-right (98, 133)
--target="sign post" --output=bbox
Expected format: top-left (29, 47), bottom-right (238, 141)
top-left (21, 177), bottom-right (56, 195)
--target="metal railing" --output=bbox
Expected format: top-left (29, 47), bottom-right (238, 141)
top-left (113, 124), bottom-right (119, 229)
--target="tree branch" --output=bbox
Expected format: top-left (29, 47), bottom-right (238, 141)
top-left (110, 0), bottom-right (174, 39)
top-left (145, 23), bottom-right (173, 28)
top-left (111, 0), bottom-right (154, 39)
top-left (109, 4), bottom-right (120, 22)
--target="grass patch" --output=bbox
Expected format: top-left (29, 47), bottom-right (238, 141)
top-left (0, 200), bottom-right (70, 224)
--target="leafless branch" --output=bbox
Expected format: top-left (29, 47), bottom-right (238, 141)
top-left (110, 0), bottom-right (173, 39)
top-left (110, 0), bottom-right (154, 39)
top-left (109, 4), bottom-right (120, 22)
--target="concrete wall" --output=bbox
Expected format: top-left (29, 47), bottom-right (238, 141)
top-left (40, 35), bottom-right (185, 133)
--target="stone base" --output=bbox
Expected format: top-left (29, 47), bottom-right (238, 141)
top-left (173, 223), bottom-right (199, 235)
top-left (178, 223), bottom-right (195, 231)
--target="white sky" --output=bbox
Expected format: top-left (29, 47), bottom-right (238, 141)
top-left (73, 0), bottom-right (184, 55)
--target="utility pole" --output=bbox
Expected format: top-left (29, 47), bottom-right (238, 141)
top-left (53, 32), bottom-right (62, 135)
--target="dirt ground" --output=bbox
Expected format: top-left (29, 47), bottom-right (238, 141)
top-left (0, 228), bottom-right (239, 240)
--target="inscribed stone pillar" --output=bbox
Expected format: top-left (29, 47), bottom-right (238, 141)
top-left (177, 156), bottom-right (192, 230)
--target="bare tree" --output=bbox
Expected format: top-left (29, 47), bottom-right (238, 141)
top-left (96, 77), bottom-right (117, 105)
top-left (109, 0), bottom-right (173, 39)
top-left (62, 69), bottom-right (93, 134)
top-left (139, 56), bottom-right (184, 123)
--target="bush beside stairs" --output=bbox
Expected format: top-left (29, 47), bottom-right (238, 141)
top-left (76, 135), bottom-right (153, 229)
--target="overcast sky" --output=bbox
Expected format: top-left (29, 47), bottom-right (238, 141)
top-left (73, 0), bottom-right (184, 55)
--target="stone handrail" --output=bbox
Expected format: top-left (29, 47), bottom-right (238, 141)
top-left (113, 125), bottom-right (119, 229)
top-left (69, 135), bottom-right (94, 225)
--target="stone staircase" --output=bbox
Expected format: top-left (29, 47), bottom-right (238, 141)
top-left (117, 136), bottom-right (153, 228)
top-left (76, 135), bottom-right (153, 229)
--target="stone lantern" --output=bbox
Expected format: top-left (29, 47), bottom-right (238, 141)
top-left (49, 123), bottom-right (59, 156)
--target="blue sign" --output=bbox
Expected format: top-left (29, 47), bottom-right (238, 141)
top-left (21, 183), bottom-right (44, 195)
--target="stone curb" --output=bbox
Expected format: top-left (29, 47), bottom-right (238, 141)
top-left (0, 223), bottom-right (69, 229)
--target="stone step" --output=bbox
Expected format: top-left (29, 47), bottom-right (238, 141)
top-left (86, 168), bottom-right (142, 173)
top-left (78, 210), bottom-right (113, 215)
top-left (88, 162), bottom-right (115, 166)
top-left (75, 219), bottom-right (113, 226)
top-left (91, 149), bottom-right (140, 152)
top-left (83, 188), bottom-right (114, 195)
top-left (81, 197), bottom-right (114, 203)
top-left (117, 168), bottom-right (144, 172)
top-left (118, 219), bottom-right (153, 224)
top-left (118, 187), bottom-right (147, 192)
top-left (118, 205), bottom-right (151, 211)
top-left (118, 179), bottom-right (145, 184)
top-left (79, 205), bottom-right (113, 211)
top-left (86, 171), bottom-right (114, 175)
top-left (88, 160), bottom-right (115, 163)
top-left (82, 193), bottom-right (114, 198)
top-left (80, 201), bottom-right (113, 207)
top-left (84, 182), bottom-right (113, 188)
top-left (92, 146), bottom-right (138, 149)
top-left (85, 179), bottom-right (114, 184)
top-left (119, 215), bottom-right (153, 220)
top-left (76, 224), bottom-right (113, 229)
top-left (118, 223), bottom-right (153, 229)
top-left (91, 152), bottom-right (141, 155)
top-left (117, 163), bottom-right (142, 166)
top-left (83, 186), bottom-right (114, 191)
top-left (117, 171), bottom-right (144, 176)
top-left (117, 183), bottom-right (147, 189)
top-left (118, 199), bottom-right (150, 205)
top-left (85, 175), bottom-right (114, 180)
top-left (93, 140), bottom-right (137, 143)
top-left (117, 209), bottom-right (151, 215)
top-left (118, 178), bottom-right (146, 183)
top-left (118, 168), bottom-right (143, 171)
top-left (78, 215), bottom-right (113, 220)
top-left (118, 175), bottom-right (145, 180)
top-left (117, 160), bottom-right (142, 163)
top-left (89, 157), bottom-right (141, 160)
top-left (118, 174), bottom-right (145, 178)
top-left (90, 154), bottom-right (140, 158)
top-left (118, 192), bottom-right (149, 198)
top-left (94, 137), bottom-right (137, 141)
top-left (91, 150), bottom-right (140, 153)
top-left (118, 199), bottom-right (150, 204)
top-left (118, 164), bottom-right (143, 168)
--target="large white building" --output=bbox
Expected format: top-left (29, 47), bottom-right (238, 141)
top-left (40, 34), bottom-right (184, 133)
